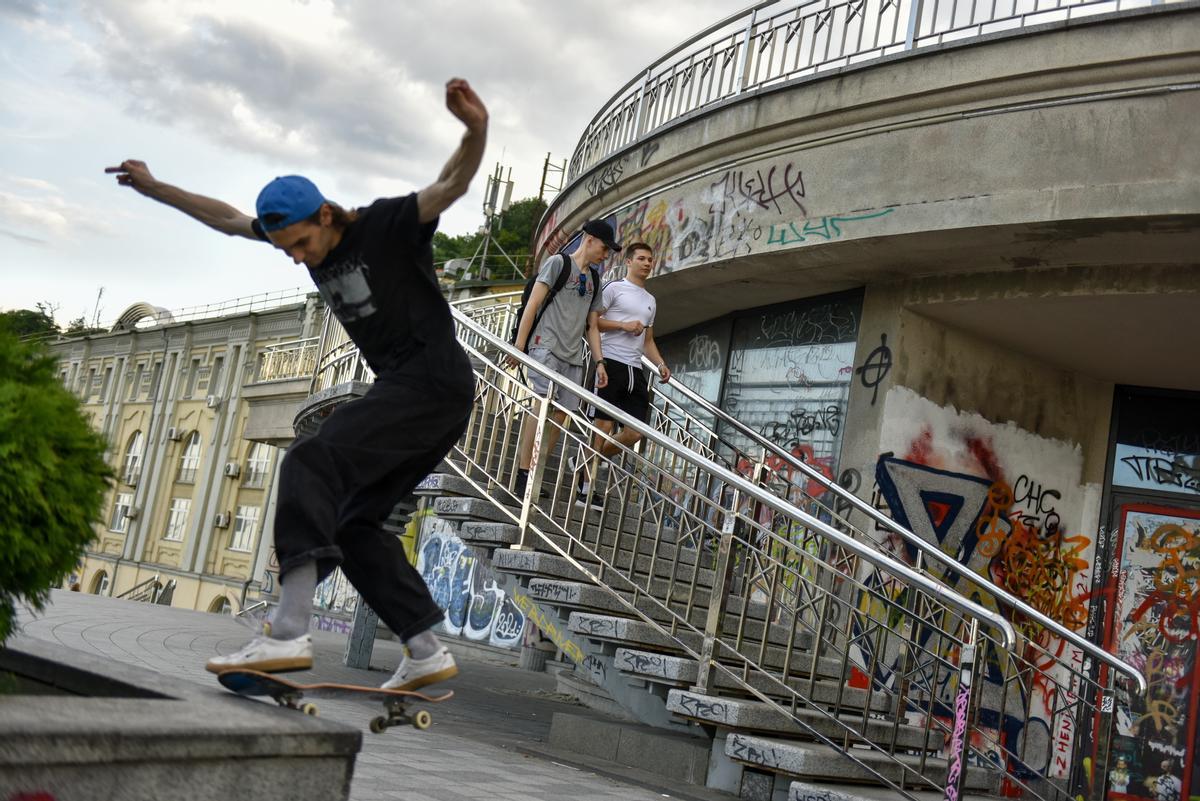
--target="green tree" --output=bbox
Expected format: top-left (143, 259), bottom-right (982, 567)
top-left (431, 196), bottom-right (547, 279)
top-left (0, 302), bottom-right (59, 338)
top-left (62, 316), bottom-right (106, 338)
top-left (0, 325), bottom-right (110, 642)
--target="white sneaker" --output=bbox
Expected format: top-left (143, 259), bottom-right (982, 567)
top-left (382, 647), bottom-right (458, 691)
top-left (205, 633), bottom-right (313, 674)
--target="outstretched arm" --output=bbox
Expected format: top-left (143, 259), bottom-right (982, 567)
top-left (417, 78), bottom-right (488, 224)
top-left (104, 160), bottom-right (259, 240)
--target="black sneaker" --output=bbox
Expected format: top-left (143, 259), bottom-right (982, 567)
top-left (513, 472), bottom-right (547, 501)
top-left (575, 492), bottom-right (604, 511)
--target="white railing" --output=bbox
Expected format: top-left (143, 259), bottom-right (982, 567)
top-left (255, 337), bottom-right (320, 383)
top-left (566, 0), bottom-right (1179, 182)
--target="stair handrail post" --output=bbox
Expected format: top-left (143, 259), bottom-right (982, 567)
top-left (943, 618), bottom-right (979, 801)
top-left (515, 387), bottom-right (554, 551)
top-left (694, 481), bottom-right (744, 694)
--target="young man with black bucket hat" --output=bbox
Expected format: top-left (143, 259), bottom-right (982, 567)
top-left (104, 78), bottom-right (487, 692)
top-left (506, 220), bottom-right (620, 500)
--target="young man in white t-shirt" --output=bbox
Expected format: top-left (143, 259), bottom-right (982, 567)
top-left (577, 242), bottom-right (671, 508)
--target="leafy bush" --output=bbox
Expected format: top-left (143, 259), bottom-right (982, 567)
top-left (0, 325), bottom-right (110, 642)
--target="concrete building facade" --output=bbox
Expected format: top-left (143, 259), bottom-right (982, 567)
top-left (52, 295), bottom-right (325, 615)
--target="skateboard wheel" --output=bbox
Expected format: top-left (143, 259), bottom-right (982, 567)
top-left (370, 716), bottom-right (389, 734)
top-left (412, 710), bottom-right (432, 730)
top-left (300, 702), bottom-right (319, 717)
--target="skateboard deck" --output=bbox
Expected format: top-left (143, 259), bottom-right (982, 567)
top-left (218, 669), bottom-right (453, 733)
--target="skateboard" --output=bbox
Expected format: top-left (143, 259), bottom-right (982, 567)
top-left (217, 669), bottom-right (453, 733)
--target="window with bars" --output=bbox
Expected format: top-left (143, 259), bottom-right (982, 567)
top-left (243, 442), bottom-right (272, 488)
top-left (164, 497), bottom-right (190, 542)
top-left (109, 492), bottom-right (133, 533)
top-left (177, 431), bottom-right (201, 483)
top-left (122, 430), bottom-right (144, 485)
top-left (230, 505), bottom-right (260, 552)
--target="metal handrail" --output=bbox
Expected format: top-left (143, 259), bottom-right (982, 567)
top-left (452, 306), bottom-right (1016, 649)
top-left (448, 290), bottom-right (1144, 692)
top-left (643, 352), bottom-right (1148, 694)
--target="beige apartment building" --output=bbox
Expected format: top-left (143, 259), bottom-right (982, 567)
top-left (52, 294), bottom-right (325, 614)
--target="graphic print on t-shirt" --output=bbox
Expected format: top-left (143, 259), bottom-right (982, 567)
top-left (315, 256), bottom-right (376, 322)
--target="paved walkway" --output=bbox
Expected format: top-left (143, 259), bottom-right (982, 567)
top-left (16, 591), bottom-right (678, 801)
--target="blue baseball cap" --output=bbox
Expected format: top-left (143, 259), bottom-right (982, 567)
top-left (255, 175), bottom-right (326, 232)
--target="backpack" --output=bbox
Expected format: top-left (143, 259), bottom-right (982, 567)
top-left (510, 253), bottom-right (601, 351)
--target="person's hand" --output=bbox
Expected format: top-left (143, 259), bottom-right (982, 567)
top-left (504, 353), bottom-right (520, 370)
top-left (445, 78), bottom-right (488, 133)
top-left (657, 363), bottom-right (672, 383)
top-left (104, 159), bottom-right (158, 196)
top-left (624, 320), bottom-right (645, 335)
top-left (595, 363), bottom-right (608, 389)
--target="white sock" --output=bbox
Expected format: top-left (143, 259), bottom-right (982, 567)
top-left (406, 628), bottom-right (442, 660)
top-left (269, 560), bottom-right (317, 640)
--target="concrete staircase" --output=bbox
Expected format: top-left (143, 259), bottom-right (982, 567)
top-left (414, 464), bottom-right (1004, 801)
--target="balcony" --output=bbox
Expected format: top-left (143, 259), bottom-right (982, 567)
top-left (242, 337), bottom-right (321, 446)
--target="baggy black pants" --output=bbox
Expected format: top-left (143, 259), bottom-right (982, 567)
top-left (274, 368), bottom-right (474, 641)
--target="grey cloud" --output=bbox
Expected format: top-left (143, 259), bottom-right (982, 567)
top-left (0, 226), bottom-right (47, 245)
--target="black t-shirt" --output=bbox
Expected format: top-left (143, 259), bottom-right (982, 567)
top-left (256, 194), bottom-right (471, 387)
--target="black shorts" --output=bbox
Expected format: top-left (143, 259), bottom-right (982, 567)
top-left (594, 360), bottom-right (650, 423)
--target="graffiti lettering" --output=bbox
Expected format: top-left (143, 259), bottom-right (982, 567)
top-left (766, 208), bottom-right (893, 246)
top-left (854, 334), bottom-right (891, 406)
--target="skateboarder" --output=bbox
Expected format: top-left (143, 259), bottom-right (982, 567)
top-left (105, 78), bottom-right (488, 692)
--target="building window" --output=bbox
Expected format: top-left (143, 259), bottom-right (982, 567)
top-left (185, 357), bottom-right (202, 398)
top-left (122, 430), bottom-right (144, 485)
top-left (230, 506), bottom-right (260, 552)
top-left (100, 366), bottom-right (113, 403)
top-left (164, 497), bottom-right (190, 542)
top-left (109, 492), bottom-right (133, 532)
top-left (129, 362), bottom-right (145, 401)
top-left (243, 442), bottom-right (272, 488)
top-left (177, 431), bottom-right (201, 483)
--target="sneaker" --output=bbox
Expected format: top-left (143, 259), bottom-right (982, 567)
top-left (575, 492), bottom-right (605, 511)
top-left (382, 647), bottom-right (458, 691)
top-left (205, 633), bottom-right (313, 674)
top-left (512, 471), bottom-right (547, 501)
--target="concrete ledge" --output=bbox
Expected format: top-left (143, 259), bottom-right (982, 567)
top-left (430, 495), bottom-right (513, 523)
top-left (459, 521), bottom-right (521, 546)
top-left (0, 635), bottom-right (359, 801)
top-left (549, 711), bottom-right (712, 785)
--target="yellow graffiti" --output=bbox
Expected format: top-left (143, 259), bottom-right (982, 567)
top-left (512, 591), bottom-right (585, 665)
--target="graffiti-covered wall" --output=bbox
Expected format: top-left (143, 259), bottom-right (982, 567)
top-left (415, 515), bottom-right (526, 649)
top-left (843, 385), bottom-right (1102, 779)
top-left (538, 150), bottom-right (895, 277)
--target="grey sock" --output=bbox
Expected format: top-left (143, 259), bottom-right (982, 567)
top-left (269, 560), bottom-right (317, 641)
top-left (406, 628), bottom-right (442, 660)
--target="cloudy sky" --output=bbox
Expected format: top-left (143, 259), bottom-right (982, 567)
top-left (0, 0), bottom-right (733, 325)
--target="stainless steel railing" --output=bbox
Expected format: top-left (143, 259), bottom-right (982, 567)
top-left (306, 293), bottom-right (1145, 801)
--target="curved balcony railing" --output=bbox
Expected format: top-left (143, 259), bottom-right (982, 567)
top-left (565, 0), bottom-right (1179, 183)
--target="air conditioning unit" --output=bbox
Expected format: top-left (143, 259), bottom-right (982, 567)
top-left (223, 462), bottom-right (241, 478)
top-left (166, 426), bottom-right (183, 441)
top-left (206, 395), bottom-right (222, 408)
top-left (214, 512), bottom-right (231, 528)
top-left (125, 507), bottom-right (141, 520)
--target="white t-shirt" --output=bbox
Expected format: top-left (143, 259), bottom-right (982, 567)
top-left (599, 279), bottom-right (657, 367)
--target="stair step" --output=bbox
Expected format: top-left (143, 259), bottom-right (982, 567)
top-left (460, 521), bottom-right (520, 547)
top-left (787, 781), bottom-right (994, 801)
top-left (613, 649), bottom-right (892, 714)
top-left (668, 690), bottom-right (936, 751)
top-left (492, 545), bottom-right (716, 590)
top-left (569, 612), bottom-right (704, 652)
top-left (723, 736), bottom-right (999, 794)
top-left (413, 473), bottom-right (481, 498)
top-left (430, 496), bottom-right (513, 524)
